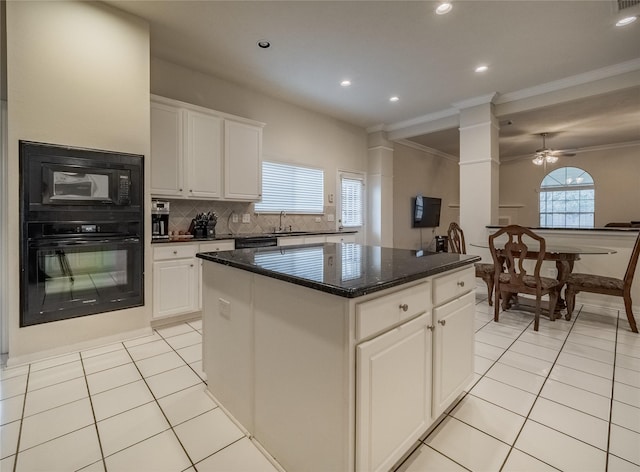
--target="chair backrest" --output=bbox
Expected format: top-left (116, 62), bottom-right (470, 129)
top-left (623, 231), bottom-right (640, 291)
top-left (447, 222), bottom-right (466, 254)
top-left (488, 225), bottom-right (547, 291)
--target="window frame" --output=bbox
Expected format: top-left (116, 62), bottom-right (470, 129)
top-left (539, 166), bottom-right (595, 229)
top-left (254, 160), bottom-right (325, 214)
top-left (338, 170), bottom-right (365, 230)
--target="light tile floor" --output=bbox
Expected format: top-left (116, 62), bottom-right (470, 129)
top-left (1, 295), bottom-right (639, 471)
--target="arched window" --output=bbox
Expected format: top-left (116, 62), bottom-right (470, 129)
top-left (539, 167), bottom-right (594, 228)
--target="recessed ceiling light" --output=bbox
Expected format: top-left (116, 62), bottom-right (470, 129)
top-left (616, 16), bottom-right (637, 26)
top-left (435, 2), bottom-right (452, 15)
top-left (475, 65), bottom-right (489, 73)
top-left (340, 80), bottom-right (352, 87)
top-left (389, 96), bottom-right (399, 102)
top-left (257, 40), bottom-right (271, 49)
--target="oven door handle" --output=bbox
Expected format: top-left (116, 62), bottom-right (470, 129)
top-left (30, 237), bottom-right (140, 248)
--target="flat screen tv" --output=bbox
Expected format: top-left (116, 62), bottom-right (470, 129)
top-left (412, 195), bottom-right (441, 228)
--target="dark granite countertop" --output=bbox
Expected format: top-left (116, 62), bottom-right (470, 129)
top-left (152, 230), bottom-right (357, 244)
top-left (486, 226), bottom-right (639, 232)
top-left (197, 243), bottom-right (480, 298)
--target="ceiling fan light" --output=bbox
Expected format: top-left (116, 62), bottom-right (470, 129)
top-left (532, 155), bottom-right (544, 165)
top-left (545, 154), bottom-right (558, 164)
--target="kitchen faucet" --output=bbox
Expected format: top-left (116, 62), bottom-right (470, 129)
top-left (279, 211), bottom-right (286, 232)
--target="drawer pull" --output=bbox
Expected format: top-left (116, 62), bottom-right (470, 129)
top-left (427, 325), bottom-right (435, 331)
top-left (399, 304), bottom-right (409, 312)
top-left (173, 250), bottom-right (178, 255)
top-left (457, 281), bottom-right (465, 287)
top-left (438, 319), bottom-right (446, 326)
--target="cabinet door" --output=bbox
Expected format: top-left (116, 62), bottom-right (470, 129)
top-left (224, 120), bottom-right (262, 200)
top-left (433, 291), bottom-right (475, 417)
top-left (356, 312), bottom-right (432, 472)
top-left (277, 236), bottom-right (305, 247)
top-left (186, 110), bottom-right (223, 199)
top-left (150, 102), bottom-right (184, 197)
top-left (152, 258), bottom-right (199, 319)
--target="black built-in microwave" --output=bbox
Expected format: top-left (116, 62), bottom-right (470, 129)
top-left (20, 141), bottom-right (143, 221)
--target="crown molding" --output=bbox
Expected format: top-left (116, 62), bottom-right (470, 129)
top-left (384, 107), bottom-right (459, 133)
top-left (452, 93), bottom-right (498, 110)
top-left (366, 123), bottom-right (386, 134)
top-left (395, 139), bottom-right (458, 162)
top-left (495, 58), bottom-right (640, 105)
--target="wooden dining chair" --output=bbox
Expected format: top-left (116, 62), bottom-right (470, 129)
top-left (489, 225), bottom-right (560, 331)
top-left (565, 232), bottom-right (640, 333)
top-left (447, 222), bottom-right (495, 305)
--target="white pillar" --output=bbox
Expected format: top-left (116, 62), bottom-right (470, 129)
top-left (457, 97), bottom-right (499, 256)
top-left (367, 131), bottom-right (394, 247)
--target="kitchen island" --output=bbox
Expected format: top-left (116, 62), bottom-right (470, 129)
top-left (197, 243), bottom-right (479, 472)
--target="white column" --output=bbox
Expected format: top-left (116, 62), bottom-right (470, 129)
top-left (367, 131), bottom-right (394, 247)
top-left (456, 97), bottom-right (499, 256)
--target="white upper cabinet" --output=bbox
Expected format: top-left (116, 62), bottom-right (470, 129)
top-left (224, 120), bottom-right (262, 200)
top-left (150, 101), bottom-right (184, 197)
top-left (186, 110), bottom-right (223, 199)
top-left (150, 95), bottom-right (264, 201)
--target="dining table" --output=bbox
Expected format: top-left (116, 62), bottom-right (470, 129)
top-left (469, 241), bottom-right (617, 319)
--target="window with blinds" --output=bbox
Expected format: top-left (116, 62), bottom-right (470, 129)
top-left (255, 161), bottom-right (324, 214)
top-left (340, 173), bottom-right (364, 228)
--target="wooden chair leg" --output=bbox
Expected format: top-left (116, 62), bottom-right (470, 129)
top-left (565, 286), bottom-right (577, 321)
top-left (623, 294), bottom-right (638, 333)
top-left (548, 289), bottom-right (559, 322)
top-left (494, 286), bottom-right (501, 322)
top-left (484, 275), bottom-right (494, 306)
top-left (534, 295), bottom-right (541, 331)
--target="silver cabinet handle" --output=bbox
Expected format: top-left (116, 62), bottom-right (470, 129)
top-left (457, 281), bottom-right (465, 287)
top-left (399, 304), bottom-right (409, 312)
top-left (427, 325), bottom-right (435, 331)
top-left (438, 319), bottom-right (446, 326)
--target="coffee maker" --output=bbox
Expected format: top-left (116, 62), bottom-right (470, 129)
top-left (151, 200), bottom-right (170, 240)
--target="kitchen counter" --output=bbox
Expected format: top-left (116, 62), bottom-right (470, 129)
top-left (200, 243), bottom-right (478, 471)
top-left (152, 229), bottom-right (357, 243)
top-left (197, 243), bottom-right (479, 298)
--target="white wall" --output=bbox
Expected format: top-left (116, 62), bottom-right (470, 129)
top-left (6, 1), bottom-right (151, 363)
top-left (393, 142), bottom-right (460, 250)
top-left (151, 57), bottom-right (368, 230)
top-left (500, 144), bottom-right (640, 227)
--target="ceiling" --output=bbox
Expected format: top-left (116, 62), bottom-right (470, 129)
top-left (106, 0), bottom-right (640, 159)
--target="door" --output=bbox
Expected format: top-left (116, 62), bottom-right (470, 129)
top-left (150, 101), bottom-right (184, 197)
top-left (433, 291), bottom-right (475, 416)
top-left (153, 258), bottom-right (199, 318)
top-left (224, 120), bottom-right (262, 200)
top-left (356, 312), bottom-right (432, 472)
top-left (186, 110), bottom-right (223, 199)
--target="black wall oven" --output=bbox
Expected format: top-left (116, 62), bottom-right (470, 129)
top-left (20, 141), bottom-right (144, 327)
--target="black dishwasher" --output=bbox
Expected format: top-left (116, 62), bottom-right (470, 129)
top-left (234, 236), bottom-right (278, 249)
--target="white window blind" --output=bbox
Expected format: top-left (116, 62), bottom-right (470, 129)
top-left (340, 173), bottom-right (364, 227)
top-left (255, 161), bottom-right (324, 214)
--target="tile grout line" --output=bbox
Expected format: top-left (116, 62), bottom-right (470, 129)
top-left (120, 337), bottom-right (199, 471)
top-left (154, 328), bottom-right (206, 385)
top-left (11, 364), bottom-right (30, 472)
top-left (604, 310), bottom-right (621, 472)
top-left (79, 346), bottom-right (112, 472)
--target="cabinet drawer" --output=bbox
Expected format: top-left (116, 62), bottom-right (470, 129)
top-left (153, 244), bottom-right (198, 261)
top-left (433, 267), bottom-right (475, 307)
top-left (356, 282), bottom-right (431, 341)
top-left (199, 240), bottom-right (235, 252)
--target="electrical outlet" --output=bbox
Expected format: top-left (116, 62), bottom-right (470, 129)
top-left (327, 214), bottom-right (335, 222)
top-left (315, 217), bottom-right (321, 223)
top-left (232, 214), bottom-right (239, 223)
top-left (242, 213), bottom-right (251, 223)
top-left (219, 298), bottom-right (231, 319)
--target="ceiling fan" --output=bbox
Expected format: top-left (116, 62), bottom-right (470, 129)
top-left (531, 132), bottom-right (576, 166)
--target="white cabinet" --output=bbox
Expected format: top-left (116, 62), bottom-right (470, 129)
top-left (356, 312), bottom-right (433, 472)
top-left (150, 95), bottom-right (264, 201)
top-left (153, 245), bottom-right (199, 319)
top-left (224, 120), bottom-right (262, 200)
top-left (150, 101), bottom-right (183, 197)
top-left (152, 240), bottom-right (234, 320)
top-left (186, 110), bottom-right (223, 199)
top-left (432, 268), bottom-right (475, 417)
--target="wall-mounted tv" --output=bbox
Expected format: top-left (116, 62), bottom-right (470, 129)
top-left (412, 195), bottom-right (441, 228)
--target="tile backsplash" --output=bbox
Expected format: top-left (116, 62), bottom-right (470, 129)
top-left (163, 199), bottom-right (336, 235)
